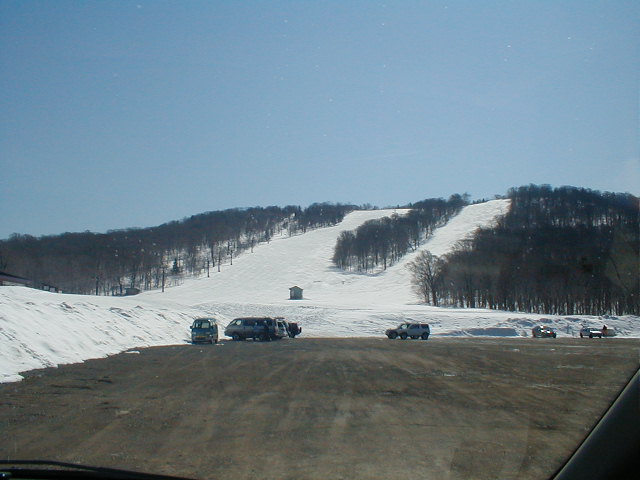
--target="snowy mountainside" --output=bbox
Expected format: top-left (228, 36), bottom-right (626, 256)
top-left (1, 199), bottom-right (638, 383)
top-left (151, 200), bottom-right (512, 307)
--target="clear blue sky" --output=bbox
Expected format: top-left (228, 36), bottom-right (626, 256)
top-left (1, 0), bottom-right (638, 238)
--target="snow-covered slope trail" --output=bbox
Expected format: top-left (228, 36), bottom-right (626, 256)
top-left (325, 199), bottom-right (514, 307)
top-left (147, 208), bottom-right (411, 306)
top-left (151, 200), bottom-right (511, 308)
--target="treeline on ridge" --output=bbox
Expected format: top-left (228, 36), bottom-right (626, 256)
top-left (411, 185), bottom-right (639, 315)
top-left (0, 203), bottom-right (354, 295)
top-left (332, 194), bottom-right (469, 272)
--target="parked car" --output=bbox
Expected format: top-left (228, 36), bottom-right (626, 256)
top-left (287, 322), bottom-right (302, 338)
top-left (601, 324), bottom-right (617, 337)
top-left (278, 317), bottom-right (302, 338)
top-left (386, 323), bottom-right (430, 340)
top-left (190, 318), bottom-right (219, 344)
top-left (225, 317), bottom-right (287, 341)
top-left (532, 325), bottom-right (557, 338)
top-left (580, 326), bottom-right (603, 338)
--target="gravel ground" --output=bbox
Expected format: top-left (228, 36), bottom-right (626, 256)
top-left (1, 337), bottom-right (638, 480)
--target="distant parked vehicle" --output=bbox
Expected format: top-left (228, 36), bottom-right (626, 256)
top-left (286, 322), bottom-right (302, 338)
top-left (580, 326), bottom-right (603, 338)
top-left (225, 317), bottom-right (287, 341)
top-left (190, 318), bottom-right (219, 344)
top-left (386, 323), bottom-right (430, 340)
top-left (278, 318), bottom-right (302, 338)
top-left (532, 325), bottom-right (557, 338)
top-left (601, 324), bottom-right (617, 337)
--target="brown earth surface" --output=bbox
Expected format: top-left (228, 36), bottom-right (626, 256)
top-left (1, 337), bottom-right (638, 480)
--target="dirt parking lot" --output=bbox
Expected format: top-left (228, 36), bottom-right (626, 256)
top-left (1, 337), bottom-right (638, 480)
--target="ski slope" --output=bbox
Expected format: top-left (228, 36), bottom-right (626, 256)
top-left (1, 199), bottom-right (638, 383)
top-left (152, 200), bottom-right (512, 308)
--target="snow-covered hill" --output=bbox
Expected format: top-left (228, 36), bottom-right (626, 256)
top-left (1, 199), bottom-right (638, 383)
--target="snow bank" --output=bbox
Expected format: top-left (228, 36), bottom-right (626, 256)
top-left (0, 287), bottom-right (204, 383)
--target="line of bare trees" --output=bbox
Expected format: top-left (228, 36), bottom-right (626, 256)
top-left (332, 194), bottom-right (469, 272)
top-left (409, 185), bottom-right (639, 315)
top-left (0, 202), bottom-right (354, 295)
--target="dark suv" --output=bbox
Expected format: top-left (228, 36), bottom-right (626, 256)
top-left (386, 323), bottom-right (430, 340)
top-left (279, 318), bottom-right (302, 338)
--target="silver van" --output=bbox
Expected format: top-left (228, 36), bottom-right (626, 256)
top-left (225, 317), bottom-right (287, 341)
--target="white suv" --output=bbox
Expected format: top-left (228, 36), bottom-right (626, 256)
top-left (386, 323), bottom-right (430, 340)
top-left (580, 326), bottom-right (603, 338)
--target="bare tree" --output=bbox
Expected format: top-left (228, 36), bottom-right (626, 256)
top-left (408, 250), bottom-right (442, 305)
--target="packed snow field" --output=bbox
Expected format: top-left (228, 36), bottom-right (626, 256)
top-left (1, 199), bottom-right (638, 383)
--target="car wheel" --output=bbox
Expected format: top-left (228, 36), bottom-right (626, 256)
top-left (232, 333), bottom-right (241, 341)
top-left (388, 332), bottom-right (398, 339)
top-left (421, 333), bottom-right (429, 340)
top-left (400, 333), bottom-right (408, 340)
top-left (589, 333), bottom-right (593, 338)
